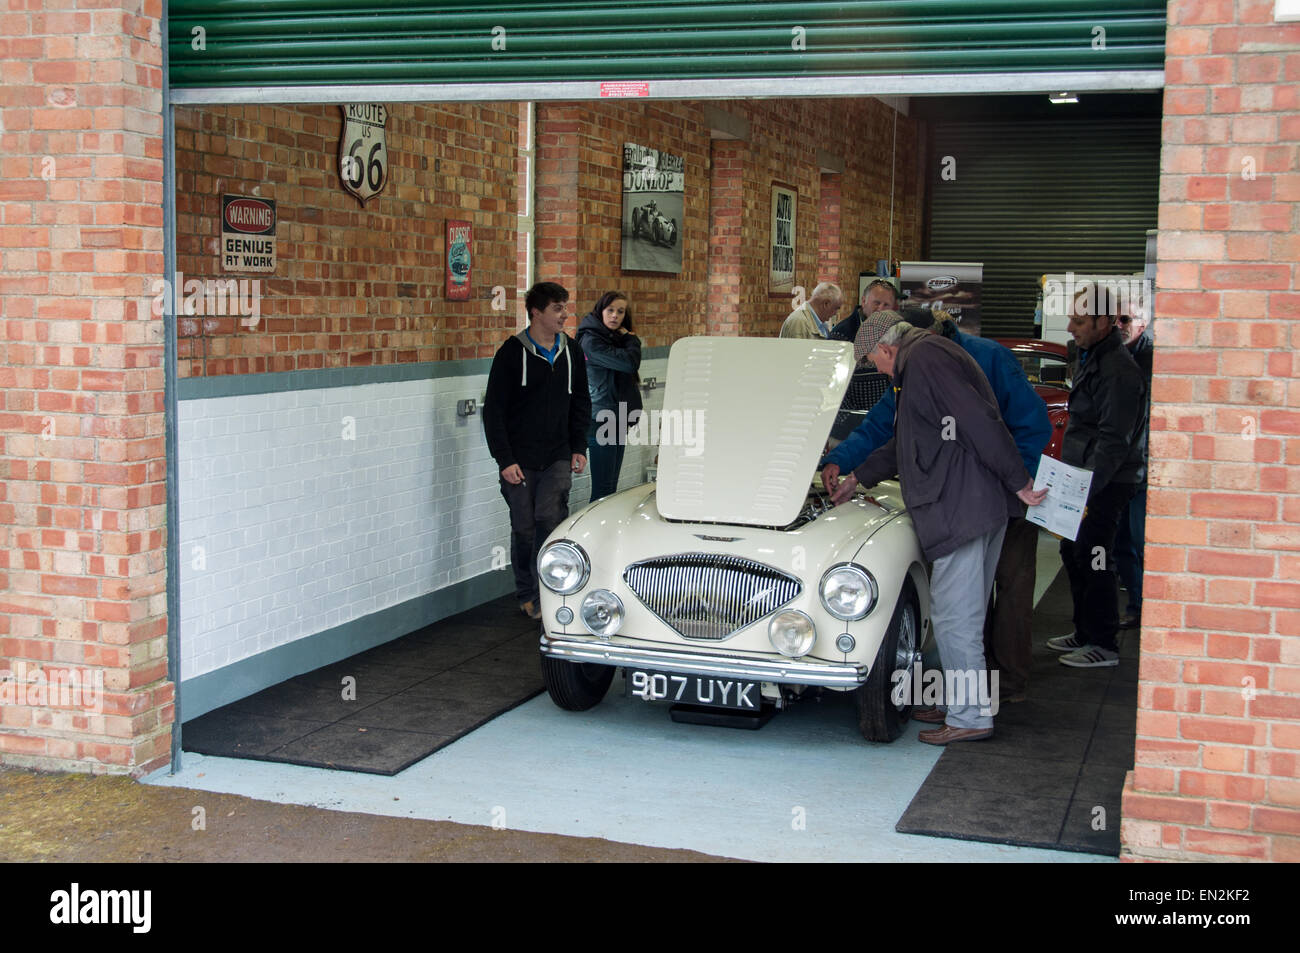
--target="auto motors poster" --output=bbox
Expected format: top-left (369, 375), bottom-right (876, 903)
top-left (899, 261), bottom-right (982, 335)
top-left (621, 143), bottom-right (684, 274)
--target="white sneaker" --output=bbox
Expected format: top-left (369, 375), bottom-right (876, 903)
top-left (1059, 645), bottom-right (1119, 668)
top-left (1046, 632), bottom-right (1085, 653)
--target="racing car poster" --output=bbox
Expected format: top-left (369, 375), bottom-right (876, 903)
top-left (621, 142), bottom-right (684, 274)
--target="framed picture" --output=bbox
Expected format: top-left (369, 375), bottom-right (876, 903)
top-left (620, 142), bottom-right (685, 274)
top-left (446, 220), bottom-right (471, 300)
top-left (769, 183), bottom-right (796, 294)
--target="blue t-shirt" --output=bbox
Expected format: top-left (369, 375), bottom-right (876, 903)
top-left (526, 329), bottom-right (560, 365)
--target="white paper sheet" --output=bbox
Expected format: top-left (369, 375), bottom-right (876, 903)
top-left (1026, 454), bottom-right (1093, 541)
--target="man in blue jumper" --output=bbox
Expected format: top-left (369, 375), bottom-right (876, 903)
top-left (822, 310), bottom-right (1052, 703)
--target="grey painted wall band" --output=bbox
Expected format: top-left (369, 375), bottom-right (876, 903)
top-left (180, 570), bottom-right (516, 721)
top-left (178, 346), bottom-right (673, 400)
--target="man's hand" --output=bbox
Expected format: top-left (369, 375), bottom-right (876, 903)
top-left (1017, 480), bottom-right (1048, 506)
top-left (501, 464), bottom-right (524, 485)
top-left (831, 472), bottom-right (859, 505)
top-left (821, 463), bottom-right (841, 496)
top-left (571, 453), bottom-right (587, 474)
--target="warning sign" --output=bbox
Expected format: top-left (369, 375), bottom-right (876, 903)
top-left (221, 195), bottom-right (276, 273)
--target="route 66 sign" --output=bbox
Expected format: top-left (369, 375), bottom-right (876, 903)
top-left (339, 104), bottom-right (389, 205)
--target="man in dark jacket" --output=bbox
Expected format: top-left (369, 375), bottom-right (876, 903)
top-left (822, 311), bottom-right (1052, 703)
top-left (1046, 283), bottom-right (1146, 667)
top-left (829, 315), bottom-right (1046, 744)
top-left (1114, 303), bottom-right (1153, 629)
top-left (828, 277), bottom-right (899, 344)
top-left (483, 281), bottom-right (591, 620)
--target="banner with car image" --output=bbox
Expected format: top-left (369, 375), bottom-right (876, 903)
top-left (899, 261), bottom-right (983, 336)
top-left (621, 142), bottom-right (684, 274)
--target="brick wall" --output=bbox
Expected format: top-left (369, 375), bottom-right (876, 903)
top-left (0, 1), bottom-right (169, 775)
top-left (536, 97), bottom-right (922, 343)
top-left (1122, 0), bottom-right (1300, 861)
top-left (174, 102), bottom-right (519, 375)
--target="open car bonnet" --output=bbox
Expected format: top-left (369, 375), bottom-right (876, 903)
top-left (654, 336), bottom-right (854, 527)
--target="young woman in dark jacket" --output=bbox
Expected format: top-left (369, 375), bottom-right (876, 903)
top-left (576, 291), bottom-right (643, 501)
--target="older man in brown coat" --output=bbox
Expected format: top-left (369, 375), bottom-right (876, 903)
top-left (829, 315), bottom-right (1046, 743)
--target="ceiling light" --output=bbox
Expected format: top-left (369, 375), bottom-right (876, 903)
top-left (1049, 91), bottom-right (1079, 104)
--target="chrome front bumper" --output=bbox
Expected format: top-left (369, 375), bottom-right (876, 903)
top-left (539, 634), bottom-right (868, 688)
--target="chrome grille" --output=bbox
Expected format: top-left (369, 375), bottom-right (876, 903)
top-left (623, 553), bottom-right (802, 642)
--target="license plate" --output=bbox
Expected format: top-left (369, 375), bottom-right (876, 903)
top-left (625, 669), bottom-right (761, 711)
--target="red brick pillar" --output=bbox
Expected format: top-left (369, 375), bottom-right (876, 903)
top-left (706, 140), bottom-right (745, 336)
top-left (0, 2), bottom-right (170, 775)
top-left (533, 104), bottom-right (585, 317)
top-left (818, 172), bottom-right (842, 286)
top-left (1121, 0), bottom-right (1300, 860)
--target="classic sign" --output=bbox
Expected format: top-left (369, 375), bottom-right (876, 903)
top-left (339, 103), bottom-right (389, 205)
top-left (446, 219), bottom-right (471, 300)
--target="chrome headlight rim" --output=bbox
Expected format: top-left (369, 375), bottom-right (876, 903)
top-left (767, 608), bottom-right (817, 659)
top-left (580, 588), bottom-right (624, 637)
top-left (538, 540), bottom-right (590, 595)
top-left (819, 562), bottom-right (879, 621)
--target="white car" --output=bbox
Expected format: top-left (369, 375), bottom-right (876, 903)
top-left (536, 336), bottom-right (932, 742)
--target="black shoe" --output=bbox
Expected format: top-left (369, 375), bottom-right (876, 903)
top-left (1119, 612), bottom-right (1140, 629)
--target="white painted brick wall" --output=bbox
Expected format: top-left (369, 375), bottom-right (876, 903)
top-left (178, 358), bottom-right (667, 682)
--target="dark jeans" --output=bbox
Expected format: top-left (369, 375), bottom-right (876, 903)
top-left (982, 516), bottom-right (1038, 695)
top-left (1059, 481), bottom-right (1137, 652)
top-left (1114, 482), bottom-right (1147, 614)
top-left (587, 419), bottom-right (627, 502)
top-left (499, 459), bottom-right (572, 605)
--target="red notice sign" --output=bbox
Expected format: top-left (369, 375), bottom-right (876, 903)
top-left (600, 81), bottom-right (650, 98)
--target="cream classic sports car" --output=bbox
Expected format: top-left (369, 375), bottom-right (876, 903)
top-left (537, 336), bottom-right (932, 742)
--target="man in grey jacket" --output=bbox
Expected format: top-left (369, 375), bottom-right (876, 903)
top-left (829, 316), bottom-right (1046, 744)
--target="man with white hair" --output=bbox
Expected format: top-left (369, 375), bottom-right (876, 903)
top-left (827, 314), bottom-right (1047, 744)
top-left (779, 281), bottom-right (843, 339)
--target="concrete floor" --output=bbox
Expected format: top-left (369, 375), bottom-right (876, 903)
top-left (149, 530), bottom-right (1110, 863)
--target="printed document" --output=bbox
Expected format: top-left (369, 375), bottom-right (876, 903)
top-left (1026, 455), bottom-right (1093, 541)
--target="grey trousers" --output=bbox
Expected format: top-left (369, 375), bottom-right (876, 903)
top-left (929, 523), bottom-right (1007, 731)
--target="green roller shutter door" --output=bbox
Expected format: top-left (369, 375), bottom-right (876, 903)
top-left (168, 0), bottom-right (1166, 90)
top-left (925, 115), bottom-right (1160, 338)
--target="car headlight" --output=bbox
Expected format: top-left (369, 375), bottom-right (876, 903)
top-left (820, 563), bottom-right (878, 621)
top-left (768, 609), bottom-right (816, 658)
top-left (580, 589), bottom-right (623, 637)
top-left (538, 541), bottom-right (589, 595)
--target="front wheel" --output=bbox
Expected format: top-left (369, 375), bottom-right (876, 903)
top-left (853, 577), bottom-right (919, 743)
top-left (541, 655), bottom-right (615, 711)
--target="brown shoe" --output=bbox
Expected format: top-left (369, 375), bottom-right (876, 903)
top-left (918, 725), bottom-right (993, 745)
top-left (520, 600), bottom-right (542, 621)
top-left (912, 707), bottom-right (946, 724)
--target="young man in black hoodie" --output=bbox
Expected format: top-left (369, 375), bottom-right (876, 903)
top-left (483, 282), bottom-right (591, 620)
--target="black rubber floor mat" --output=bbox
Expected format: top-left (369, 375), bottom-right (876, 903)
top-left (894, 568), bottom-right (1137, 856)
top-left (182, 597), bottom-right (543, 775)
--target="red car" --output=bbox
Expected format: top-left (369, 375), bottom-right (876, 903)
top-left (995, 338), bottom-right (1071, 461)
